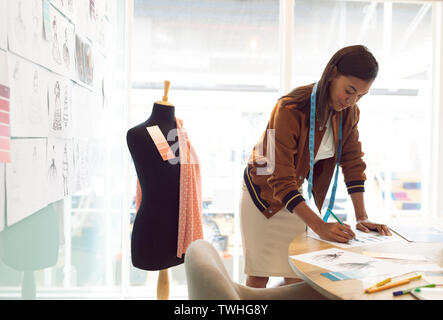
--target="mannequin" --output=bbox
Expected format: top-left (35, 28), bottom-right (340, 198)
top-left (126, 81), bottom-right (181, 300)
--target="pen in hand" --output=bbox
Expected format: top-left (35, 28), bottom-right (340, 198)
top-left (326, 208), bottom-right (357, 241)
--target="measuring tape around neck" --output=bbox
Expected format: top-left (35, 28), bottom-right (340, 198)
top-left (307, 82), bottom-right (343, 222)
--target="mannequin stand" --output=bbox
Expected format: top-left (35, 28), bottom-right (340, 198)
top-left (21, 270), bottom-right (36, 300)
top-left (157, 269), bottom-right (170, 300)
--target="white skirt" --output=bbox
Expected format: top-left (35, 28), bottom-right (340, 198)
top-left (239, 182), bottom-right (307, 278)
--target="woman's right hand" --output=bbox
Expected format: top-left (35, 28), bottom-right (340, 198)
top-left (315, 222), bottom-right (355, 243)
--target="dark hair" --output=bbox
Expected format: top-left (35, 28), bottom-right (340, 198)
top-left (280, 45), bottom-right (379, 124)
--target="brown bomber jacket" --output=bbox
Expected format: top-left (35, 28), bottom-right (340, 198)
top-left (244, 86), bottom-right (367, 219)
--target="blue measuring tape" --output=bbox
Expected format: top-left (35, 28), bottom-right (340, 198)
top-left (307, 82), bottom-right (343, 222)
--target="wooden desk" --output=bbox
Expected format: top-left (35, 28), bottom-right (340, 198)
top-left (288, 233), bottom-right (443, 300)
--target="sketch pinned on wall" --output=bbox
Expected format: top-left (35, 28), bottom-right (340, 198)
top-left (75, 34), bottom-right (94, 86)
top-left (62, 142), bottom-right (69, 195)
top-left (6, 138), bottom-right (48, 227)
top-left (8, 0), bottom-right (48, 67)
top-left (48, 5), bottom-right (76, 79)
top-left (46, 137), bottom-right (66, 203)
top-left (75, 0), bottom-right (97, 42)
top-left (72, 138), bottom-right (90, 194)
top-left (8, 53), bottom-right (49, 138)
top-left (51, 15), bottom-right (62, 65)
top-left (14, 0), bottom-right (27, 37)
top-left (93, 51), bottom-right (106, 109)
top-left (0, 51), bottom-right (11, 163)
top-left (49, 74), bottom-right (73, 138)
top-left (52, 81), bottom-right (62, 131)
top-left (0, 0), bottom-right (7, 50)
top-left (62, 27), bottom-right (71, 68)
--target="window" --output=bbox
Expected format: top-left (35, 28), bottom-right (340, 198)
top-left (291, 1), bottom-right (432, 220)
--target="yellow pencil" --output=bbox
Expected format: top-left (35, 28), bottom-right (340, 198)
top-left (375, 277), bottom-right (392, 287)
top-left (364, 277), bottom-right (391, 292)
top-left (365, 275), bottom-right (422, 294)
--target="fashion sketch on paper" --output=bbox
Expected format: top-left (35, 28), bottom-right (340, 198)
top-left (53, 81), bottom-right (62, 131)
top-left (48, 145), bottom-right (58, 181)
top-left (52, 15), bottom-right (62, 65)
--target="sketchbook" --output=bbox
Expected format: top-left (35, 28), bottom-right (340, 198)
top-left (307, 227), bottom-right (403, 248)
top-left (290, 248), bottom-right (413, 277)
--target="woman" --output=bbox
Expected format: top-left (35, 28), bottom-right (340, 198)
top-left (240, 45), bottom-right (391, 289)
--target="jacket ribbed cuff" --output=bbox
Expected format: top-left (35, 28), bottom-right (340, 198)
top-left (283, 190), bottom-right (305, 212)
top-left (346, 181), bottom-right (365, 194)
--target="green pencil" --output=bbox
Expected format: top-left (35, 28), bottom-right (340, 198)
top-left (327, 208), bottom-right (358, 241)
top-left (326, 208), bottom-right (343, 225)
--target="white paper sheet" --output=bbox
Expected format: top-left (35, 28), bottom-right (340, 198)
top-left (362, 251), bottom-right (428, 262)
top-left (47, 4), bottom-right (76, 78)
top-left (94, 0), bottom-right (110, 52)
top-left (8, 53), bottom-right (49, 138)
top-left (71, 83), bottom-right (93, 138)
top-left (72, 138), bottom-right (90, 194)
top-left (46, 136), bottom-right (68, 203)
top-left (307, 227), bottom-right (403, 248)
top-left (74, 0), bottom-right (97, 42)
top-left (0, 0), bottom-right (7, 50)
top-left (291, 248), bottom-right (413, 277)
top-left (48, 74), bottom-right (73, 138)
top-left (0, 163), bottom-right (5, 231)
top-left (7, 0), bottom-right (49, 66)
top-left (6, 138), bottom-right (48, 226)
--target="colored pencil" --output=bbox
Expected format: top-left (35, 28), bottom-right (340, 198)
top-left (365, 275), bottom-right (422, 294)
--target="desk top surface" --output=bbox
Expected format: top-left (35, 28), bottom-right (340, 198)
top-left (288, 233), bottom-right (443, 300)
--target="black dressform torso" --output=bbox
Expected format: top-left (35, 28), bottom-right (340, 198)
top-left (126, 103), bottom-right (184, 271)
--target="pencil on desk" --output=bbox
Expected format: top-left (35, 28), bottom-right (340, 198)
top-left (364, 277), bottom-right (392, 292)
top-left (365, 275), bottom-right (422, 294)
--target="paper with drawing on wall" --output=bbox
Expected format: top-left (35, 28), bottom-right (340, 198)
top-left (0, 0), bottom-right (7, 50)
top-left (48, 74), bottom-right (73, 138)
top-left (74, 0), bottom-right (97, 42)
top-left (48, 4), bottom-right (76, 79)
top-left (8, 53), bottom-right (49, 138)
top-left (47, 137), bottom-right (70, 204)
top-left (71, 138), bottom-right (90, 194)
top-left (6, 138), bottom-right (48, 227)
top-left (8, 0), bottom-right (48, 67)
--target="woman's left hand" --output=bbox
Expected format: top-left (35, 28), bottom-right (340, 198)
top-left (356, 220), bottom-right (392, 236)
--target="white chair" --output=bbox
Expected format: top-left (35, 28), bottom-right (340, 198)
top-left (184, 240), bottom-right (328, 300)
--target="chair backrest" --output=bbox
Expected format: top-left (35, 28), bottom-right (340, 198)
top-left (184, 240), bottom-right (240, 300)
